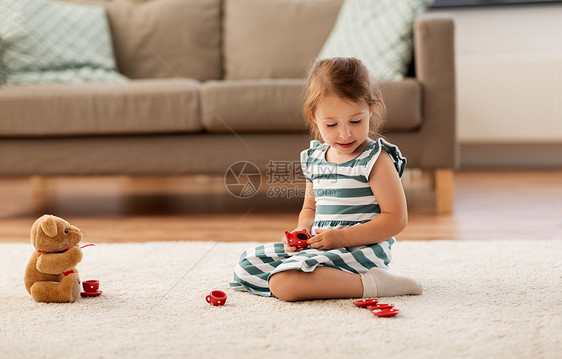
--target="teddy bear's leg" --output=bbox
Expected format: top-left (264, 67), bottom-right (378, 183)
top-left (30, 281), bottom-right (65, 303)
top-left (30, 273), bottom-right (81, 303)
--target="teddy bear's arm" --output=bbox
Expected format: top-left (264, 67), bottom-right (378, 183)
top-left (36, 247), bottom-right (83, 274)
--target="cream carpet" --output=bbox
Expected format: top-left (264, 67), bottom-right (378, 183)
top-left (1, 240), bottom-right (560, 359)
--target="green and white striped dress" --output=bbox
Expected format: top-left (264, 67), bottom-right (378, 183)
top-left (230, 138), bottom-right (406, 296)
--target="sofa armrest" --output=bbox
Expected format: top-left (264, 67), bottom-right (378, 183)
top-left (412, 13), bottom-right (458, 169)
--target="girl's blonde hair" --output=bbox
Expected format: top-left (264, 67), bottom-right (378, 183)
top-left (303, 57), bottom-right (386, 140)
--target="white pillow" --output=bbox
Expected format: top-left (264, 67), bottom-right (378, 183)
top-left (318, 0), bottom-right (432, 81)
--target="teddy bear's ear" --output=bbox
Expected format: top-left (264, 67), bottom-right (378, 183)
top-left (39, 215), bottom-right (58, 238)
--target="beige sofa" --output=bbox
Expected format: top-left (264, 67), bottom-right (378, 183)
top-left (0, 0), bottom-right (457, 213)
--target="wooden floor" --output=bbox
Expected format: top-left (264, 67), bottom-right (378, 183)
top-left (0, 170), bottom-right (561, 243)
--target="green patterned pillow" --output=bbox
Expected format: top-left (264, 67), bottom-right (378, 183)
top-left (0, 0), bottom-right (127, 87)
top-left (318, 0), bottom-right (432, 81)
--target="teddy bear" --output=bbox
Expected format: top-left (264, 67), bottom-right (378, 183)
top-left (24, 215), bottom-right (83, 303)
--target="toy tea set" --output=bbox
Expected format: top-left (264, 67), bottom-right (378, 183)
top-left (353, 298), bottom-right (400, 318)
top-left (283, 230), bottom-right (399, 317)
top-left (23, 222), bottom-right (396, 316)
top-left (203, 229), bottom-right (313, 307)
top-left (284, 229), bottom-right (399, 317)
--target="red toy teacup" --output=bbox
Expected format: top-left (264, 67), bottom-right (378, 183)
top-left (206, 290), bottom-right (227, 306)
top-left (83, 280), bottom-right (99, 292)
top-left (285, 230), bottom-right (311, 248)
top-left (80, 280), bottom-right (102, 297)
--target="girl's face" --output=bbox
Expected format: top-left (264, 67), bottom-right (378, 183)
top-left (313, 94), bottom-right (372, 159)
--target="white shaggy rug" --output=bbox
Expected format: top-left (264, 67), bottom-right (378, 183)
top-left (1, 240), bottom-right (561, 359)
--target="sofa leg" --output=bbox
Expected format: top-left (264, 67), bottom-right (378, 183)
top-left (434, 169), bottom-right (454, 215)
top-left (30, 176), bottom-right (49, 214)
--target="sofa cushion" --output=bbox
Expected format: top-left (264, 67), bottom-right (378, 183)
top-left (223, 0), bottom-right (343, 80)
top-left (200, 79), bottom-right (422, 133)
top-left (104, 0), bottom-right (222, 81)
top-left (201, 79), bottom-right (306, 132)
top-left (0, 79), bottom-right (202, 137)
top-left (0, 0), bottom-right (126, 87)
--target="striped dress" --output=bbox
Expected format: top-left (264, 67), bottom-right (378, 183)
top-left (230, 138), bottom-right (406, 296)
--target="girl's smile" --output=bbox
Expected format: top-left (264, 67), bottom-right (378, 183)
top-left (336, 140), bottom-right (356, 149)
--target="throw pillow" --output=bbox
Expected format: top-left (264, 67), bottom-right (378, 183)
top-left (0, 0), bottom-right (127, 87)
top-left (103, 0), bottom-right (222, 81)
top-left (224, 0), bottom-right (344, 80)
top-left (318, 0), bottom-right (432, 81)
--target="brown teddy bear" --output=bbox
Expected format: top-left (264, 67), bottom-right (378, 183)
top-left (24, 215), bottom-right (83, 303)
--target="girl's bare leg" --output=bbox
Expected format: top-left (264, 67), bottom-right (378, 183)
top-left (269, 267), bottom-right (363, 301)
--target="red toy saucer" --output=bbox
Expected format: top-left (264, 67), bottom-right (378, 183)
top-left (80, 290), bottom-right (102, 297)
top-left (353, 298), bottom-right (379, 308)
top-left (371, 308), bottom-right (399, 318)
top-left (367, 303), bottom-right (394, 310)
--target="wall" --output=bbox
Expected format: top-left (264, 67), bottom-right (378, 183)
top-left (429, 4), bottom-right (562, 144)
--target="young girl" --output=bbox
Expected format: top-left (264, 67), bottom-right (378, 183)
top-left (230, 57), bottom-right (422, 301)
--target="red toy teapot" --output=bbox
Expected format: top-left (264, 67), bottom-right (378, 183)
top-left (284, 229), bottom-right (311, 248)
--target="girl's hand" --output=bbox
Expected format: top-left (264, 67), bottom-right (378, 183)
top-left (307, 229), bottom-right (345, 250)
top-left (282, 228), bottom-right (306, 253)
